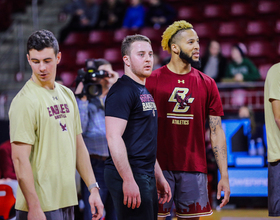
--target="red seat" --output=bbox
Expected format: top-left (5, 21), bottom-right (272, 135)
top-left (104, 48), bottom-right (123, 64)
top-left (218, 22), bottom-right (245, 40)
top-left (257, 0), bottom-right (279, 14)
top-left (247, 41), bottom-right (274, 60)
top-left (139, 27), bottom-right (163, 43)
top-left (63, 32), bottom-right (89, 48)
top-left (275, 19), bottom-right (280, 34)
top-left (0, 0), bottom-right (12, 31)
top-left (0, 184), bottom-right (15, 220)
top-left (230, 2), bottom-right (255, 18)
top-left (246, 20), bottom-right (273, 37)
top-left (114, 28), bottom-right (137, 43)
top-left (88, 30), bottom-right (114, 46)
top-left (220, 42), bottom-right (234, 58)
top-left (59, 71), bottom-right (77, 87)
top-left (203, 4), bottom-right (228, 20)
top-left (59, 49), bottom-right (77, 69)
top-left (193, 23), bottom-right (217, 39)
top-left (258, 63), bottom-right (273, 80)
top-left (177, 6), bottom-right (202, 22)
top-left (76, 50), bottom-right (104, 66)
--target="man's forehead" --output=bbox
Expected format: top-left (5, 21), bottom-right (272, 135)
top-left (179, 29), bottom-right (198, 40)
top-left (29, 48), bottom-right (56, 58)
top-left (131, 41), bottom-right (152, 52)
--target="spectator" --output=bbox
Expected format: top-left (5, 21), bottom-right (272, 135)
top-left (122, 0), bottom-right (145, 30)
top-left (99, 0), bottom-right (126, 30)
top-left (145, 0), bottom-right (176, 29)
top-left (75, 59), bottom-right (119, 220)
top-left (0, 140), bottom-right (18, 198)
top-left (225, 43), bottom-right (260, 82)
top-left (58, 0), bottom-right (100, 43)
top-left (200, 40), bottom-right (227, 82)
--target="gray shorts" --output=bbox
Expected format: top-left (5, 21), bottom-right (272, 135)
top-left (158, 171), bottom-right (212, 218)
top-left (16, 206), bottom-right (74, 220)
top-left (268, 161), bottom-right (280, 216)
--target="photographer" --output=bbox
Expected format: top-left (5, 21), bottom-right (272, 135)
top-left (75, 59), bottom-right (119, 220)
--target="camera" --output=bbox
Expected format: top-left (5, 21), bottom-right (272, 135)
top-left (76, 59), bottom-right (110, 98)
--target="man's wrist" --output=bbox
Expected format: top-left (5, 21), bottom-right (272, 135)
top-left (88, 182), bottom-right (100, 192)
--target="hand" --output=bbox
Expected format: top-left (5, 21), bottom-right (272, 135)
top-left (89, 188), bottom-right (104, 220)
top-left (234, 73), bottom-right (244, 82)
top-left (28, 207), bottom-right (46, 220)
top-left (123, 179), bottom-right (141, 209)
top-left (156, 176), bottom-right (172, 204)
top-left (217, 176), bottom-right (230, 208)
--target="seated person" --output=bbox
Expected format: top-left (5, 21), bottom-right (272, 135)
top-left (200, 40), bottom-right (227, 82)
top-left (99, 0), bottom-right (126, 30)
top-left (225, 43), bottom-right (260, 82)
top-left (122, 0), bottom-right (145, 29)
top-left (58, 0), bottom-right (100, 43)
top-left (145, 0), bottom-right (176, 29)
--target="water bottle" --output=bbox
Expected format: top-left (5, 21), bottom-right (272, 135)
top-left (248, 139), bottom-right (257, 156)
top-left (256, 137), bottom-right (264, 156)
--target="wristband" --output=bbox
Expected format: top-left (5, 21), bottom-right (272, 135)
top-left (88, 182), bottom-right (100, 191)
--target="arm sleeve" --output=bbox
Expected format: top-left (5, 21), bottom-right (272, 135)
top-left (9, 97), bottom-right (37, 145)
top-left (208, 80), bottom-right (224, 116)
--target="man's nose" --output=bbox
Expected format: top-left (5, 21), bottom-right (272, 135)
top-left (39, 62), bottom-right (46, 71)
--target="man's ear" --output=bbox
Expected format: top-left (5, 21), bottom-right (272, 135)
top-left (171, 44), bottom-right (180, 55)
top-left (123, 55), bottom-right (130, 67)
top-left (56, 52), bottom-right (62, 64)
top-left (26, 54), bottom-right (31, 65)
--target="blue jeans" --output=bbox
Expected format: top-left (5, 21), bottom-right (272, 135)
top-left (81, 157), bottom-right (117, 220)
top-left (104, 168), bottom-right (158, 220)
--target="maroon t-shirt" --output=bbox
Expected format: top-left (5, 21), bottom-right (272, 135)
top-left (146, 65), bottom-right (223, 173)
top-left (0, 140), bottom-right (17, 179)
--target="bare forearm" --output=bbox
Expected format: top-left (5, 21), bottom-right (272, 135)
top-left (107, 136), bottom-right (134, 182)
top-left (13, 156), bottom-right (41, 210)
top-left (209, 116), bottom-right (228, 177)
top-left (154, 160), bottom-right (164, 181)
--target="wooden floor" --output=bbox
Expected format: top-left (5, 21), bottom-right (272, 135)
top-left (171, 209), bottom-right (271, 220)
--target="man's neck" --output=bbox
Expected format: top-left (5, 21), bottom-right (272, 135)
top-left (31, 75), bottom-right (55, 90)
top-left (167, 57), bottom-right (192, 75)
top-left (125, 69), bottom-right (146, 85)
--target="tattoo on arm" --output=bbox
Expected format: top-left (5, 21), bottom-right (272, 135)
top-left (209, 116), bottom-right (222, 135)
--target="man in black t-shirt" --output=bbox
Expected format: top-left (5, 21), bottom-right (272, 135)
top-left (104, 34), bottom-right (171, 220)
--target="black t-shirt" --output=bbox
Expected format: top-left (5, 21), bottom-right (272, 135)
top-left (105, 75), bottom-right (158, 176)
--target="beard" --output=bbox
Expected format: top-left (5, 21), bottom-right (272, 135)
top-left (179, 50), bottom-right (201, 69)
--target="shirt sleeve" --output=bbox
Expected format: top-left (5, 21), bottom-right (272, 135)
top-left (76, 98), bottom-right (89, 133)
top-left (105, 84), bottom-right (135, 121)
top-left (9, 96), bottom-right (37, 145)
top-left (208, 80), bottom-right (224, 116)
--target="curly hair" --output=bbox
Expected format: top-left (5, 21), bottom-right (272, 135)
top-left (161, 20), bottom-right (193, 53)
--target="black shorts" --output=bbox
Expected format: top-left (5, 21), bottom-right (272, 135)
top-left (268, 161), bottom-right (280, 216)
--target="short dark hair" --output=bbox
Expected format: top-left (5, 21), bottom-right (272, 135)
top-left (121, 34), bottom-right (151, 57)
top-left (27, 29), bottom-right (59, 56)
top-left (94, 58), bottom-right (111, 68)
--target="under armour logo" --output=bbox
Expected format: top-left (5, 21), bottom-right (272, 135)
top-left (178, 80), bottom-right (185, 84)
top-left (59, 120), bottom-right (67, 131)
top-left (52, 96), bottom-right (58, 100)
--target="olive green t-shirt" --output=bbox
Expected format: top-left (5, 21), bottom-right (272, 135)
top-left (264, 63), bottom-right (280, 162)
top-left (9, 80), bottom-right (82, 211)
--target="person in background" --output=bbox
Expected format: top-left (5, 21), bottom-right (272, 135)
top-left (146, 20), bottom-right (230, 219)
top-left (58, 0), bottom-right (100, 43)
top-left (99, 0), bottom-right (126, 30)
top-left (9, 29), bottom-right (103, 220)
top-left (75, 59), bottom-right (119, 220)
top-left (0, 140), bottom-right (18, 198)
top-left (200, 40), bottom-right (227, 82)
top-left (122, 0), bottom-right (145, 30)
top-left (225, 43), bottom-right (260, 82)
top-left (104, 34), bottom-right (171, 220)
top-left (145, 0), bottom-right (176, 29)
top-left (264, 62), bottom-right (280, 217)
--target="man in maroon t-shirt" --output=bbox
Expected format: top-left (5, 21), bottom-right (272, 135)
top-left (146, 20), bottom-right (230, 219)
